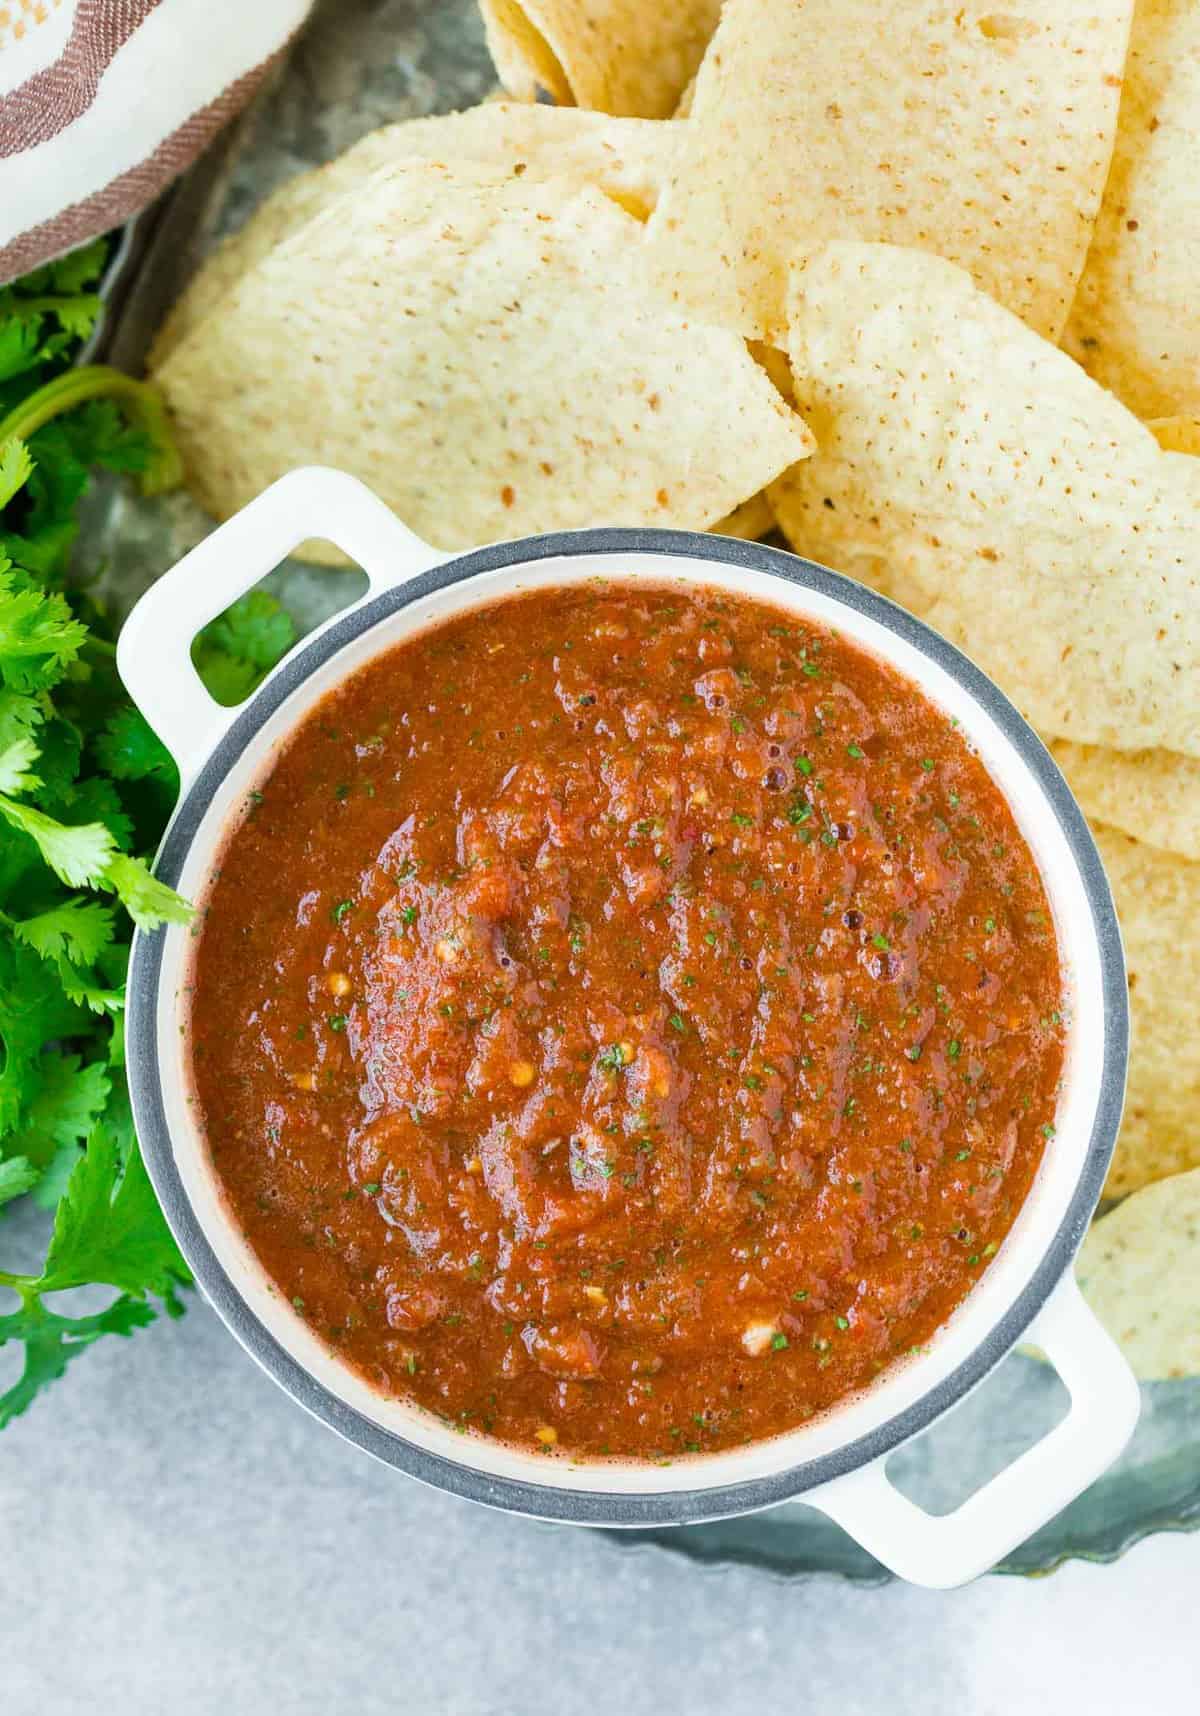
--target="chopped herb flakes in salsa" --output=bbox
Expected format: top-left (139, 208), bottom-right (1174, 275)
top-left (189, 583), bottom-right (1064, 1459)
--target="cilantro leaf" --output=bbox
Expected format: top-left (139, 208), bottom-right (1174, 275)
top-left (53, 958), bottom-right (125, 1018)
top-left (0, 793), bottom-right (115, 887)
top-left (0, 1156), bottom-right (37, 1208)
top-left (103, 853), bottom-right (191, 931)
top-left (0, 1122), bottom-right (191, 1427)
top-left (193, 590), bottom-right (297, 706)
top-left (27, 714), bottom-right (82, 806)
top-left (198, 590), bottom-right (297, 672)
top-left (0, 734), bottom-right (40, 795)
top-left (0, 440), bottom-right (33, 509)
top-left (0, 938), bottom-right (86, 1134)
top-left (0, 319), bottom-right (43, 389)
top-left (0, 239), bottom-right (108, 433)
top-left (12, 896), bottom-right (116, 967)
top-left (193, 648), bottom-right (262, 706)
top-left (40, 1124), bottom-right (188, 1299)
top-left (7, 1051), bottom-right (110, 1182)
top-left (93, 706), bottom-right (176, 785)
top-left (190, 648), bottom-right (261, 706)
top-left (0, 1294), bottom-right (157, 1430)
top-left (39, 237), bottom-right (108, 298)
top-left (0, 781), bottom-right (186, 929)
top-left (0, 567), bottom-right (88, 691)
top-left (9, 895), bottom-right (125, 1020)
top-left (39, 296), bottom-right (102, 342)
top-left (63, 774), bottom-right (133, 850)
top-left (0, 686), bottom-right (44, 755)
top-left (29, 1140), bottom-right (85, 1211)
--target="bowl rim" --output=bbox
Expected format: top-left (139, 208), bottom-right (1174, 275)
top-left (126, 525), bottom-right (1129, 1527)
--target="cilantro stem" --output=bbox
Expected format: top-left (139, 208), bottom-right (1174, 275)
top-left (0, 365), bottom-right (181, 496)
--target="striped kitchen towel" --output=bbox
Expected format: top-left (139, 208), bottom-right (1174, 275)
top-left (0, 0), bottom-right (313, 284)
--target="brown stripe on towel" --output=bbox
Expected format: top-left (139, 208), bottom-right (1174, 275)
top-left (0, 47), bottom-right (287, 285)
top-left (0, 0), bottom-right (164, 159)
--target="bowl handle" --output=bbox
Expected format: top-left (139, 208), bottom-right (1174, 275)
top-left (806, 1273), bottom-right (1140, 1588)
top-left (117, 467), bottom-right (446, 785)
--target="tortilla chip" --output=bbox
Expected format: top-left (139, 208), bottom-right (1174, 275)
top-left (1043, 406), bottom-right (1200, 859)
top-left (1061, 0), bottom-right (1200, 418)
top-left (154, 160), bottom-right (812, 561)
top-left (1150, 415), bottom-right (1200, 456)
top-left (1094, 824), bottom-right (1200, 1198)
top-left (479, 0), bottom-right (722, 118)
top-left (702, 347), bottom-right (797, 544)
top-left (769, 242), bottom-right (1200, 758)
top-left (1050, 742), bottom-right (1200, 863)
top-left (645, 0), bottom-right (1132, 342)
top-left (1077, 1168), bottom-right (1200, 1379)
top-left (152, 104), bottom-right (684, 364)
top-left (674, 72), bottom-right (697, 119)
top-left (479, 0), bottom-right (572, 105)
top-left (748, 340), bottom-right (795, 408)
top-left (710, 492), bottom-right (774, 542)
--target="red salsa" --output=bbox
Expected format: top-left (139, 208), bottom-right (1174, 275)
top-left (188, 582), bottom-right (1064, 1459)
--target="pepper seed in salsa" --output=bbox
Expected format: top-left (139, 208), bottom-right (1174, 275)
top-left (188, 581), bottom-right (1064, 1459)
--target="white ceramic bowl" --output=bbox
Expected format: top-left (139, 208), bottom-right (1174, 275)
top-left (120, 469), bottom-right (1137, 1587)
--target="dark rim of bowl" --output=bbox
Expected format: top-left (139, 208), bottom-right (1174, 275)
top-left (126, 527), bottom-right (1128, 1529)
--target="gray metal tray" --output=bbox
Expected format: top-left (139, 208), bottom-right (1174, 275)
top-left (84, 0), bottom-right (1200, 1582)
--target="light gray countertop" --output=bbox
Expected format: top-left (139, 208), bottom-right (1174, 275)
top-left (4, 1263), bottom-right (1194, 1714)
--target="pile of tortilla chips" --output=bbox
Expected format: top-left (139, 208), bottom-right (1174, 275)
top-left (477, 0), bottom-right (722, 118)
top-left (153, 105), bottom-right (807, 561)
top-left (152, 0), bottom-right (1200, 1382)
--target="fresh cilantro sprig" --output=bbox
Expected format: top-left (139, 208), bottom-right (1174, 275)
top-left (0, 732), bottom-right (191, 925)
top-left (0, 1112), bottom-right (188, 1428)
top-left (0, 239), bottom-right (109, 404)
top-left (0, 364), bottom-right (181, 501)
top-left (192, 589), bottom-right (297, 706)
top-left (0, 241), bottom-right (297, 1427)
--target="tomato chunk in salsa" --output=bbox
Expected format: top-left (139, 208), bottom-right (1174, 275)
top-left (189, 582), bottom-right (1064, 1459)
